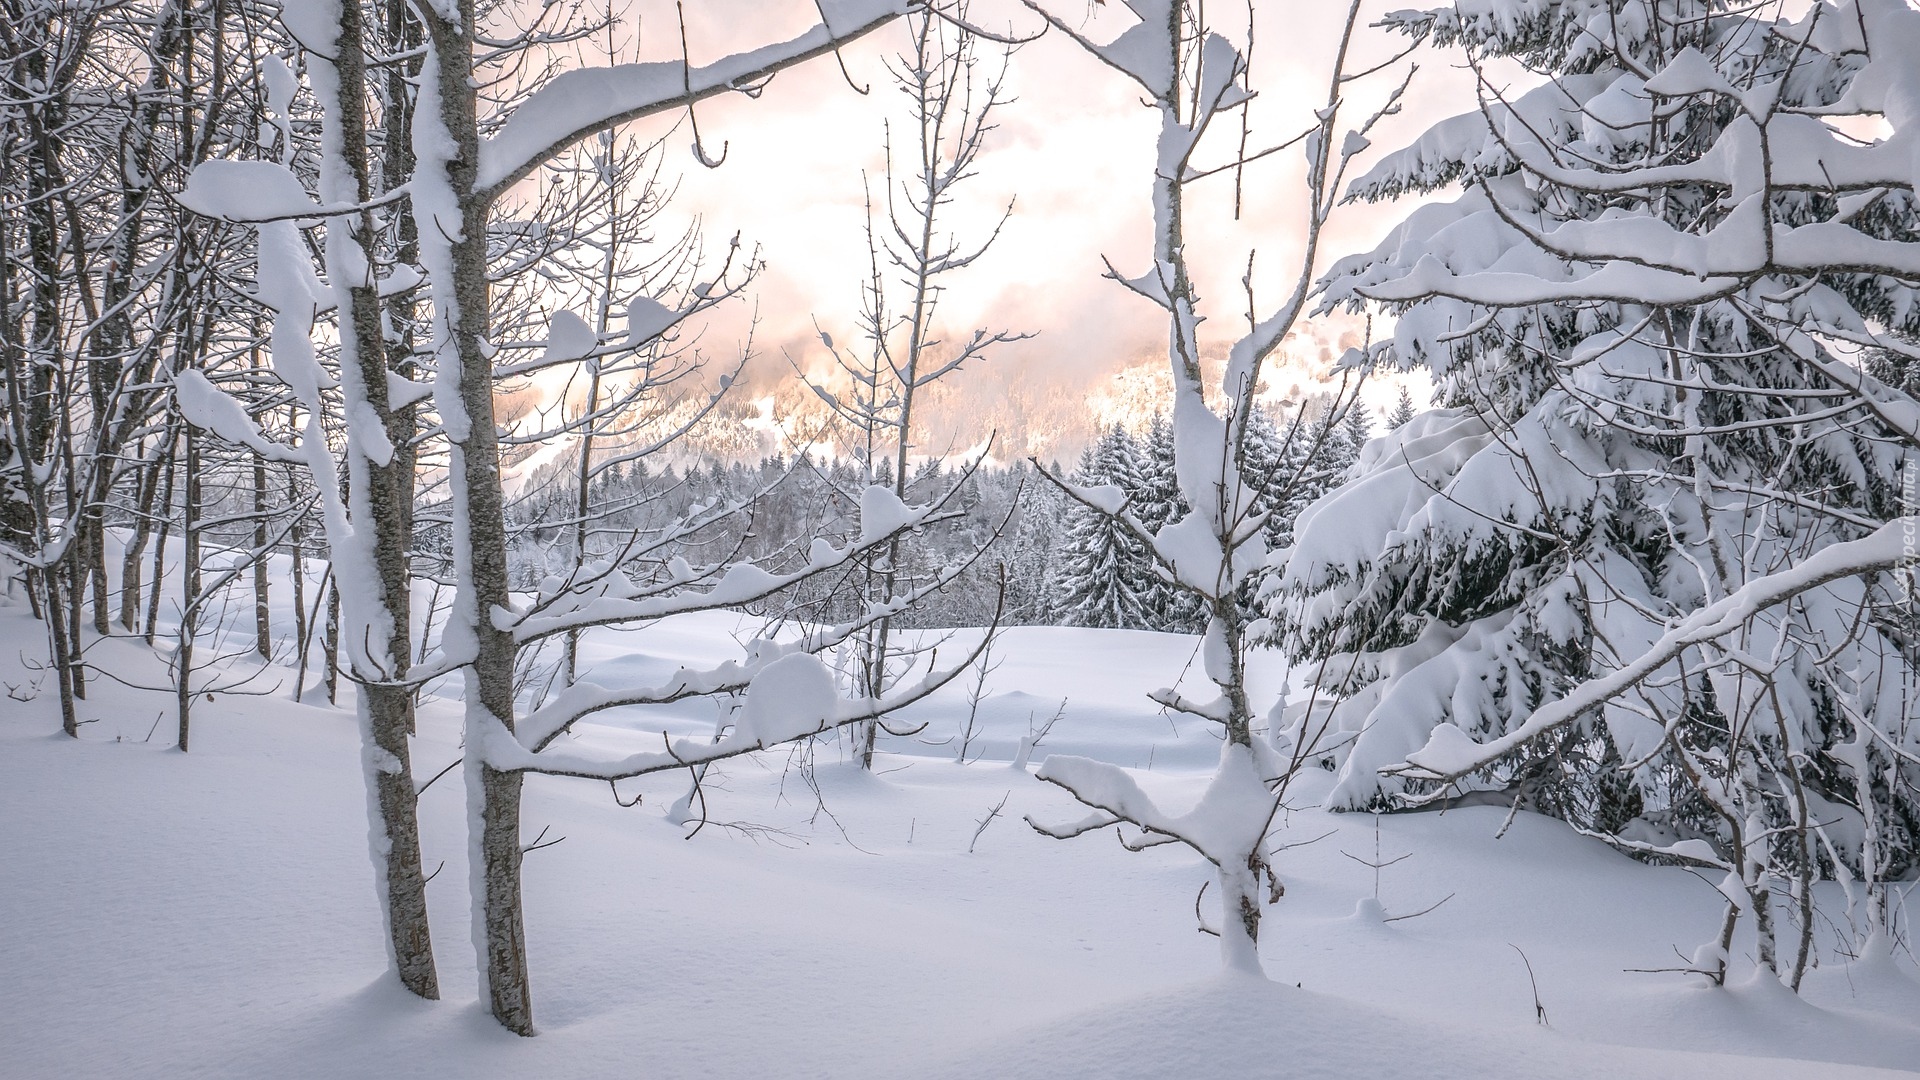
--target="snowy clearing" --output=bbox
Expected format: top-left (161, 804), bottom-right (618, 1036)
top-left (3, 606), bottom-right (1915, 1079)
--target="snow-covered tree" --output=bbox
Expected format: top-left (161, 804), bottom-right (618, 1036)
top-left (1282, 0), bottom-right (1920, 985)
top-left (1242, 399), bottom-right (1358, 641)
top-left (485, 114), bottom-right (743, 689)
top-left (804, 4), bottom-right (1025, 766)
top-left (1, 0), bottom-right (253, 736)
top-left (391, 0), bottom-right (1009, 1035)
top-left (1054, 425), bottom-right (1155, 629)
top-left (1136, 412), bottom-right (1205, 632)
top-left (1018, 0), bottom-right (1397, 972)
top-left (1005, 460), bottom-right (1069, 623)
top-left (176, 0), bottom-right (993, 1036)
top-left (1385, 385), bottom-right (1416, 430)
top-left (175, 0), bottom-right (447, 999)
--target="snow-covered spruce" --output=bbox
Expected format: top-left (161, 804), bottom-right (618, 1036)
top-left (1053, 425), bottom-right (1157, 631)
top-left (1282, 0), bottom-right (1920, 987)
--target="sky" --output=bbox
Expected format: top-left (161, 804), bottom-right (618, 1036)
top-left (507, 1), bottom-right (1464, 465)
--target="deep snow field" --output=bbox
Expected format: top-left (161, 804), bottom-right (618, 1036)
top-left (5, 595), bottom-right (1920, 1079)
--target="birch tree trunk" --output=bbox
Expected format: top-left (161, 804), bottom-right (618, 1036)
top-left (300, 0), bottom-right (440, 1000)
top-left (414, 0), bottom-right (532, 1033)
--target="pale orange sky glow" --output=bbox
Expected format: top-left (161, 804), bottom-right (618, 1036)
top-left (504, 1), bottom-right (1465, 462)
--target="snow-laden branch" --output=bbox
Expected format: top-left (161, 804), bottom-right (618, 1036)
top-left (516, 533), bottom-right (995, 750)
top-left (1385, 516), bottom-right (1919, 786)
top-left (480, 613), bottom-right (995, 781)
top-left (170, 369), bottom-right (304, 464)
top-left (1031, 743), bottom-right (1281, 867)
top-left (1337, 2), bottom-right (1920, 306)
top-left (1756, 309), bottom-right (1920, 449)
top-left (1017, 0), bottom-right (1175, 96)
top-left (478, 1), bottom-right (914, 196)
top-left (175, 157), bottom-right (409, 223)
top-left (1026, 740), bottom-right (1285, 971)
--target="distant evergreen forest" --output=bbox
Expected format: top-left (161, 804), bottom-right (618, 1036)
top-left (490, 394), bottom-right (1405, 633)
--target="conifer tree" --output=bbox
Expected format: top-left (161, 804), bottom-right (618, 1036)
top-left (1385, 385), bottom-right (1416, 431)
top-left (1054, 426), bottom-right (1154, 629)
top-left (1279, 0), bottom-right (1920, 984)
top-left (1135, 414), bottom-right (1204, 632)
top-left (1006, 462), bottom-right (1068, 625)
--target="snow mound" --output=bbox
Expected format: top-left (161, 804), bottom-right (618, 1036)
top-left (912, 974), bottom-right (1913, 1080)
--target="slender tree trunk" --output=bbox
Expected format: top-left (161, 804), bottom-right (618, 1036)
top-left (44, 567), bottom-right (79, 737)
top-left (419, 0), bottom-right (532, 1033)
top-left (311, 0), bottom-right (440, 999)
top-left (1218, 849), bottom-right (1264, 973)
top-left (1754, 884), bottom-right (1778, 978)
top-left (84, 512), bottom-right (109, 637)
top-left (289, 469), bottom-right (306, 670)
top-left (417, 579), bottom-right (440, 668)
top-left (1791, 867), bottom-right (1814, 992)
top-left (249, 316), bottom-right (273, 662)
top-left (383, 0), bottom-right (423, 734)
top-left (252, 455), bottom-right (271, 660)
top-left (177, 425), bottom-right (200, 753)
top-left (295, 563), bottom-right (329, 704)
top-left (565, 365), bottom-right (600, 687)
top-left (58, 375), bottom-right (87, 706)
top-left (1214, 603), bottom-right (1262, 966)
top-left (65, 548), bottom-right (87, 701)
top-left (323, 577), bottom-right (340, 704)
top-left (1712, 900), bottom-right (1738, 985)
top-left (145, 440), bottom-right (176, 645)
top-left (120, 432), bottom-right (172, 631)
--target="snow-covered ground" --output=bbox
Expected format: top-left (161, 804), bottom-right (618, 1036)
top-left (3, 604), bottom-right (1918, 1079)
